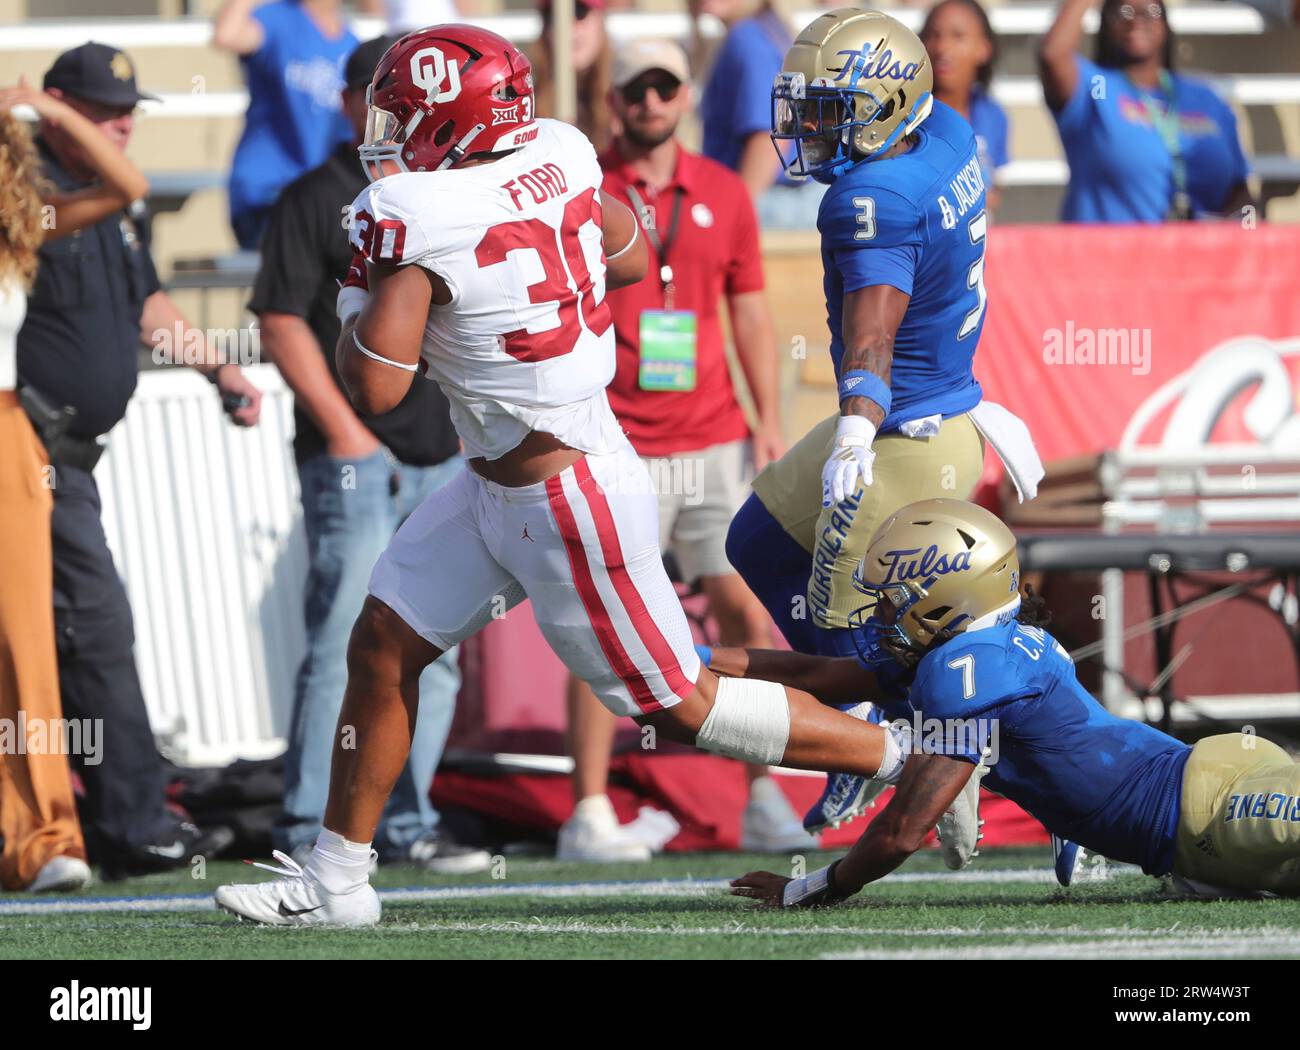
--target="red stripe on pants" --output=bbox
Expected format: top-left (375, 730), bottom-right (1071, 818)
top-left (545, 469), bottom-right (663, 714)
top-left (571, 458), bottom-right (694, 702)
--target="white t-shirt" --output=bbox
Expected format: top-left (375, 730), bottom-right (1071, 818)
top-left (0, 276), bottom-right (25, 392)
top-left (347, 119), bottom-right (627, 462)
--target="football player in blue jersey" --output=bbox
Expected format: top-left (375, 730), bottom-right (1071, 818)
top-left (707, 499), bottom-right (1300, 907)
top-left (724, 7), bottom-right (1043, 848)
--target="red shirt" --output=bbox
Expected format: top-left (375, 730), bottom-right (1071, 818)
top-left (599, 142), bottom-right (764, 457)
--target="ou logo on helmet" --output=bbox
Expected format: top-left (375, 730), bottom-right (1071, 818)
top-left (409, 46), bottom-right (462, 103)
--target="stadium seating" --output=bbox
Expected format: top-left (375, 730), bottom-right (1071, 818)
top-left (2, 4), bottom-right (1296, 296)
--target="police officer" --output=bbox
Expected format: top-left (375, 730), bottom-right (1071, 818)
top-left (16, 42), bottom-right (262, 878)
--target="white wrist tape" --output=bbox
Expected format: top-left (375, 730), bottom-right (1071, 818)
top-left (337, 284), bottom-right (368, 325)
top-left (695, 676), bottom-right (790, 766)
top-left (782, 864), bottom-right (832, 908)
top-left (352, 331), bottom-right (418, 372)
top-left (833, 413), bottom-right (877, 451)
top-left (874, 718), bottom-right (913, 784)
top-left (605, 220), bottom-right (640, 262)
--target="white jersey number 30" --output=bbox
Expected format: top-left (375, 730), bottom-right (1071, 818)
top-left (473, 186), bottom-right (610, 361)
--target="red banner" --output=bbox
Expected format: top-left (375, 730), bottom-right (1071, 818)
top-left (977, 224), bottom-right (1300, 470)
top-left (976, 223), bottom-right (1300, 700)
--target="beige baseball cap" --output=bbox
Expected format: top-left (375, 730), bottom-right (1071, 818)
top-left (612, 39), bottom-right (690, 90)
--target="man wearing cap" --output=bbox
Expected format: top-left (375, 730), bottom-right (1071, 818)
top-left (557, 39), bottom-right (812, 861)
top-left (16, 41), bottom-right (262, 877)
top-left (249, 37), bottom-right (489, 875)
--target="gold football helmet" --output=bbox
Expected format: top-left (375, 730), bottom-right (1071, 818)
top-left (772, 7), bottom-right (933, 181)
top-left (849, 498), bottom-right (1022, 667)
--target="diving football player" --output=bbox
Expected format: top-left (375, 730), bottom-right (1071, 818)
top-left (711, 499), bottom-right (1300, 906)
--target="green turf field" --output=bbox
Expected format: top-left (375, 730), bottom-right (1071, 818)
top-left (2, 846), bottom-right (1298, 960)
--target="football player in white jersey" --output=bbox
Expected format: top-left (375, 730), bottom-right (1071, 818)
top-left (216, 25), bottom-right (907, 926)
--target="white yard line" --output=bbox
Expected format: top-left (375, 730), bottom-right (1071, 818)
top-left (0, 865), bottom-right (1140, 917)
top-left (822, 932), bottom-right (1300, 960)
top-left (364, 921), bottom-right (1300, 943)
top-left (3, 913), bottom-right (1296, 958)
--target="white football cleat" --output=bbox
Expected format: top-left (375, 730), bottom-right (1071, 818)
top-left (557, 794), bottom-right (652, 863)
top-left (935, 755), bottom-right (987, 871)
top-left (215, 851), bottom-right (381, 927)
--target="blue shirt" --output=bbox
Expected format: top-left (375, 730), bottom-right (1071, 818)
top-left (968, 87), bottom-right (1009, 189)
top-left (1053, 55), bottom-right (1249, 223)
top-left (900, 621), bottom-right (1191, 876)
top-left (817, 100), bottom-right (986, 431)
top-left (228, 1), bottom-right (357, 223)
top-left (699, 11), bottom-right (795, 186)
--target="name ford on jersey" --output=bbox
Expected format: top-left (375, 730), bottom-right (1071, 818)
top-left (877, 544), bottom-right (973, 586)
top-left (502, 163), bottom-right (570, 210)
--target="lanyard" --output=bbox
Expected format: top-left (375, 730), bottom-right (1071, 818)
top-left (625, 185), bottom-right (686, 308)
top-left (1131, 70), bottom-right (1190, 220)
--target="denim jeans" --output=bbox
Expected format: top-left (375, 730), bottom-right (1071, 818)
top-left (273, 449), bottom-right (464, 860)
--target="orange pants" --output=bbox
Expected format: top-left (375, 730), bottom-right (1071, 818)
top-left (0, 393), bottom-right (86, 889)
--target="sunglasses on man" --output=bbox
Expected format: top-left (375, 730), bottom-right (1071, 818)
top-left (620, 73), bottom-right (682, 106)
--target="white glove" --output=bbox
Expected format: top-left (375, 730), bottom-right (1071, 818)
top-left (336, 284), bottom-right (368, 325)
top-left (822, 414), bottom-right (877, 506)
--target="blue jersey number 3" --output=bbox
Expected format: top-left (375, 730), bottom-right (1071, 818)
top-left (957, 210), bottom-right (987, 340)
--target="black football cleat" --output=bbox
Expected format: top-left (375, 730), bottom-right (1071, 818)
top-left (99, 821), bottom-right (235, 881)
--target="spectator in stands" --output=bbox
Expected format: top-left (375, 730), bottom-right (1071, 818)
top-left (250, 37), bottom-right (489, 875)
top-left (357, 0), bottom-right (469, 32)
top-left (556, 40), bottom-right (812, 862)
top-left (921, 0), bottom-right (1008, 211)
top-left (0, 77), bottom-right (155, 894)
top-left (694, 0), bottom-right (823, 228)
top-left (16, 42), bottom-right (262, 879)
top-left (1039, 0), bottom-right (1253, 222)
top-left (531, 0), bottom-right (614, 152)
top-left (214, 0), bottom-right (357, 249)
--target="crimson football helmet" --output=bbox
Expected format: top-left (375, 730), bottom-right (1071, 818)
top-left (359, 25), bottom-right (537, 181)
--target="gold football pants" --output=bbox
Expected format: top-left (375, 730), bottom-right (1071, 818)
top-left (1175, 733), bottom-right (1300, 895)
top-left (750, 411), bottom-right (985, 630)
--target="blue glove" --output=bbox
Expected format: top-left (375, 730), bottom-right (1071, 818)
top-left (694, 644), bottom-right (713, 668)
